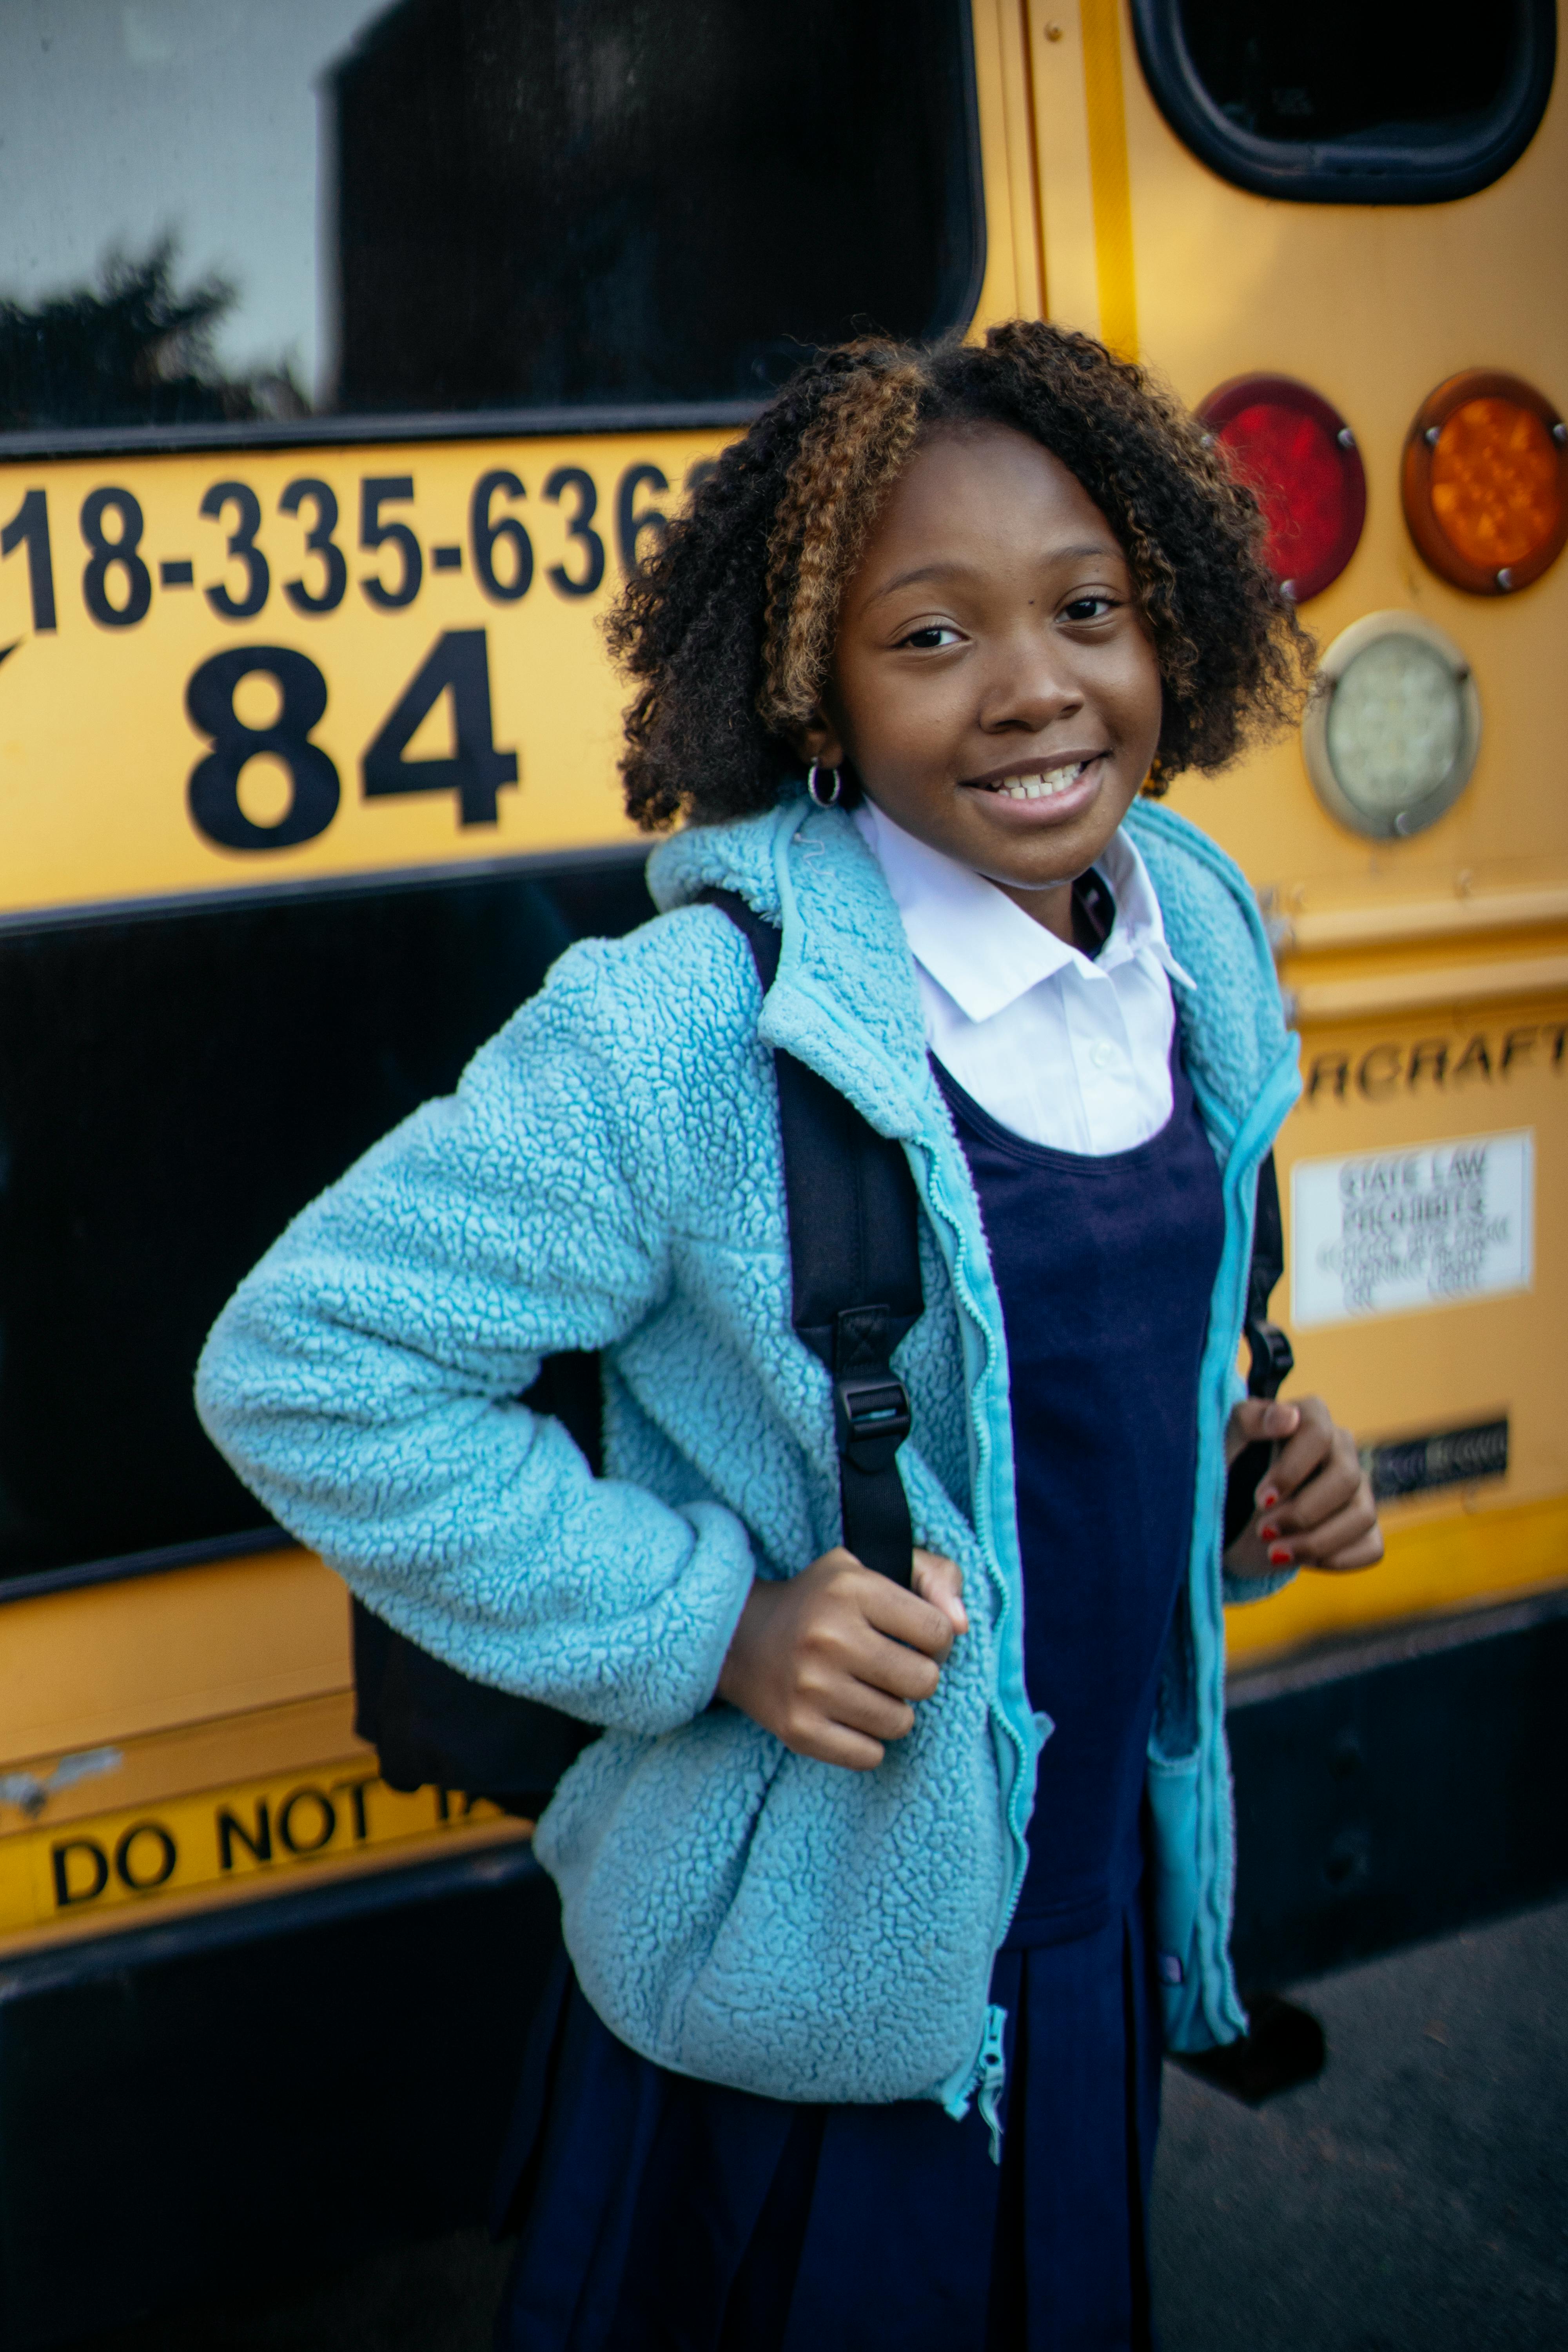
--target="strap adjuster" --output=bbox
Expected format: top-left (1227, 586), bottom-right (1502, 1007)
top-left (833, 1371), bottom-right (912, 1472)
top-left (1245, 1314), bottom-right (1295, 1397)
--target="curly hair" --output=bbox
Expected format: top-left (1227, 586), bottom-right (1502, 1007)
top-left (606, 320), bottom-right (1310, 830)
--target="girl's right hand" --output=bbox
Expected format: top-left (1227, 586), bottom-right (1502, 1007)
top-left (716, 1547), bottom-right (967, 1770)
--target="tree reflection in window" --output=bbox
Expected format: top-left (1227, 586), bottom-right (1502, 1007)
top-left (0, 243), bottom-right (305, 436)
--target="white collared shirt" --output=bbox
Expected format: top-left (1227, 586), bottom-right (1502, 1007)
top-left (853, 798), bottom-right (1196, 1155)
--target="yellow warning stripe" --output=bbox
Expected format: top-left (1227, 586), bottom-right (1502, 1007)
top-left (0, 1755), bottom-right (521, 1940)
top-left (1078, 0), bottom-right (1138, 358)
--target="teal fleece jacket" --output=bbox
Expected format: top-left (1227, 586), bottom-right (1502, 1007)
top-left (195, 794), bottom-right (1300, 2121)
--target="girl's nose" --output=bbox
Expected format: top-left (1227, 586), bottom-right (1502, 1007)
top-left (977, 639), bottom-right (1083, 733)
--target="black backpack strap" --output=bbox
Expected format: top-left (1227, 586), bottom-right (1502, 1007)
top-left (703, 888), bottom-right (923, 1586)
top-left (1223, 1150), bottom-right (1296, 1552)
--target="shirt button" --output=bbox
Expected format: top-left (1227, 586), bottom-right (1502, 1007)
top-left (1089, 1041), bottom-right (1118, 1071)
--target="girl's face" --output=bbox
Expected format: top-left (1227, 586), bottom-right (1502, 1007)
top-left (806, 422), bottom-right (1164, 936)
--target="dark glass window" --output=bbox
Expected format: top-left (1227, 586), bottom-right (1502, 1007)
top-left (1132, 0), bottom-right (1555, 203)
top-left (0, 0), bottom-right (981, 447)
top-left (0, 859), bottom-right (654, 1590)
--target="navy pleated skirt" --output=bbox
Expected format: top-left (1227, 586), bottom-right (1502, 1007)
top-left (491, 1891), bottom-right (1161, 2352)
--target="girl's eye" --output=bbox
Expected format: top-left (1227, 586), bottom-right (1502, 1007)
top-left (898, 623), bottom-right (963, 650)
top-left (1062, 593), bottom-right (1116, 623)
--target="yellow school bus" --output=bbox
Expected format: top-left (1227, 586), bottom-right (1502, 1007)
top-left (0, 2), bottom-right (1563, 2336)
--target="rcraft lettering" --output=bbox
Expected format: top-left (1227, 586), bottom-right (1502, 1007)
top-left (1305, 1023), bottom-right (1566, 1103)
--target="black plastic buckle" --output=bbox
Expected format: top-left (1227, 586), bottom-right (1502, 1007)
top-left (833, 1370), bottom-right (913, 1470)
top-left (1245, 1315), bottom-right (1295, 1399)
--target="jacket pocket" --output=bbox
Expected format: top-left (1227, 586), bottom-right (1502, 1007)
top-left (1145, 1749), bottom-right (1203, 2047)
top-left (535, 1650), bottom-right (1006, 2106)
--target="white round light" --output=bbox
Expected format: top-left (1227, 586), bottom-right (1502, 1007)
top-left (1302, 612), bottom-right (1481, 839)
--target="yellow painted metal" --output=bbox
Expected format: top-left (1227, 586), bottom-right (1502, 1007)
top-left (1127, 18), bottom-right (1568, 911)
top-left (0, 1714), bottom-right (527, 1959)
top-left (3, 1692), bottom-right (360, 1826)
top-left (0, 1550), bottom-right (350, 1767)
top-left (2, 2), bottom-right (1563, 1968)
top-left (1028, 0), bottom-right (1568, 930)
top-left (1024, 0), bottom-right (1143, 356)
top-left (1025, 2), bottom-right (1568, 1654)
top-left (0, 1563), bottom-right (535, 1960)
top-left (0, 433), bottom-right (726, 924)
top-left (1282, 884), bottom-right (1568, 955)
top-left (1276, 990), bottom-right (1564, 1480)
top-left (0, 10), bottom-right (1041, 935)
top-left (1078, 0), bottom-right (1139, 357)
top-left (1226, 1492), bottom-right (1568, 1667)
top-left (1231, 973), bottom-right (1568, 1650)
top-left (1290, 953), bottom-right (1568, 1025)
top-left (970, 0), bottom-right (1048, 324)
top-left (0, 12), bottom-right (1059, 1954)
top-left (1028, 11), bottom-right (1102, 339)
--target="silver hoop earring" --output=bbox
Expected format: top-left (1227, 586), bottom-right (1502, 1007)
top-left (806, 761), bottom-right (842, 809)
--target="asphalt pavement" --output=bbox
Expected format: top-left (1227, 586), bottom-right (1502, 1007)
top-left (1153, 1895), bottom-right (1567, 2351)
top-left (77, 1893), bottom-right (1566, 2352)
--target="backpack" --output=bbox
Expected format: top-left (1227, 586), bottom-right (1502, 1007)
top-left (350, 893), bottom-right (1288, 1812)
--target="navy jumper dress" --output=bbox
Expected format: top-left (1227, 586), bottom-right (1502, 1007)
top-left (494, 1000), bottom-right (1226, 2352)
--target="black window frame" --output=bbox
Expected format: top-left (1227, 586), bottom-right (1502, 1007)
top-left (1131, 0), bottom-right (1557, 205)
top-left (0, 2), bottom-right (985, 467)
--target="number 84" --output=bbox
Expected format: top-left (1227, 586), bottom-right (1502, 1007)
top-left (187, 630), bottom-right (516, 851)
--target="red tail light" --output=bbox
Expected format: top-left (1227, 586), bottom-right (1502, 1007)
top-left (1198, 374), bottom-right (1367, 604)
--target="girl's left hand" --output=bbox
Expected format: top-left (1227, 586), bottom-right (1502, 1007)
top-left (1223, 1395), bottom-right (1384, 1577)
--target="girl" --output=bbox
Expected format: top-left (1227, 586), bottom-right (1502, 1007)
top-left (198, 322), bottom-right (1382, 2351)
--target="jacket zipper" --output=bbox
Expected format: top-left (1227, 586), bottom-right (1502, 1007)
top-left (974, 2004), bottom-right (1010, 2164)
top-left (917, 1147), bottom-right (1035, 2125)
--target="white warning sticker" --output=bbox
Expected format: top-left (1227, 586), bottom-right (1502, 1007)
top-left (1290, 1130), bottom-right (1534, 1329)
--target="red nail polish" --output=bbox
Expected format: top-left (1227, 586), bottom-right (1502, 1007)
top-left (1259, 1488), bottom-right (1279, 1511)
top-left (1269, 1544), bottom-right (1292, 1566)
top-left (1258, 1523), bottom-right (1279, 1544)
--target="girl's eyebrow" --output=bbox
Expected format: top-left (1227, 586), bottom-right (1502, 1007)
top-left (866, 543), bottom-right (1121, 604)
top-left (864, 558), bottom-right (980, 603)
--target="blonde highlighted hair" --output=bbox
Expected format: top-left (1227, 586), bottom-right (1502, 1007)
top-left (607, 322), bottom-right (1308, 831)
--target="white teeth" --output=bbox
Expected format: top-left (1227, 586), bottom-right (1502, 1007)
top-left (994, 761), bottom-right (1087, 802)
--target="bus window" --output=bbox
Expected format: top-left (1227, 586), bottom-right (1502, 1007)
top-left (0, 860), bottom-right (656, 1588)
top-left (0, 0), bottom-right (982, 442)
top-left (1131, 0), bottom-right (1556, 203)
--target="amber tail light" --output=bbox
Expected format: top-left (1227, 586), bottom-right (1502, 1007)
top-left (1403, 370), bottom-right (1567, 595)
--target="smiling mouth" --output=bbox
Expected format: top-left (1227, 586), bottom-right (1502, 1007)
top-left (971, 757), bottom-right (1097, 802)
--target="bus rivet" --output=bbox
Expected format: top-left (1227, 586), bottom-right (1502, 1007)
top-left (1044, 20), bottom-right (1063, 38)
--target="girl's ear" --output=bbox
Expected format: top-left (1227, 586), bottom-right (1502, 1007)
top-left (796, 708), bottom-right (848, 771)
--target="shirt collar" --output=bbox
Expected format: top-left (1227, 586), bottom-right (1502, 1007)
top-left (852, 796), bottom-right (1196, 1024)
